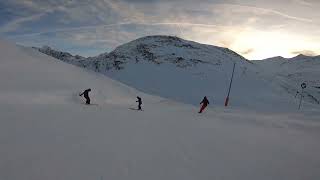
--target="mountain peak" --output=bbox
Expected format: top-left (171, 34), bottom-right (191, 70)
top-left (136, 35), bottom-right (183, 42)
top-left (35, 35), bottom-right (251, 72)
top-left (106, 35), bottom-right (249, 66)
top-left (293, 54), bottom-right (310, 59)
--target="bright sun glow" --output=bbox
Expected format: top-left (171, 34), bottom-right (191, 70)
top-left (186, 28), bottom-right (319, 60)
top-left (228, 30), bottom-right (319, 60)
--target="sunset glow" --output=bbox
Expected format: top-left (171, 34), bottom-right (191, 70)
top-left (1, 0), bottom-right (319, 59)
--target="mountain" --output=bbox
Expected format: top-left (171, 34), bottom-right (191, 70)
top-left (35, 36), bottom-right (251, 70)
top-left (33, 45), bottom-right (85, 63)
top-left (253, 54), bottom-right (320, 104)
top-left (35, 35), bottom-right (308, 110)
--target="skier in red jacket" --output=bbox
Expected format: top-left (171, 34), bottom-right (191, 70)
top-left (199, 96), bottom-right (209, 113)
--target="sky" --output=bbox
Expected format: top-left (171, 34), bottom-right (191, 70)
top-left (0, 0), bottom-right (319, 60)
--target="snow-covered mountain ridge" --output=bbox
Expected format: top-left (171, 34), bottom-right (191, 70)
top-left (35, 36), bottom-right (251, 71)
top-left (34, 45), bottom-right (85, 64)
top-left (35, 36), bottom-right (319, 107)
top-left (253, 54), bottom-right (320, 104)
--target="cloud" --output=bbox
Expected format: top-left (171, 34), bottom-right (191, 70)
top-left (6, 21), bottom-right (232, 39)
top-left (293, 0), bottom-right (313, 6)
top-left (214, 3), bottom-right (313, 23)
top-left (0, 0), bottom-right (73, 33)
top-left (2, 0), bottom-right (320, 59)
top-left (1, 0), bottom-right (313, 36)
top-left (241, 48), bottom-right (255, 55)
top-left (291, 50), bottom-right (318, 56)
top-left (0, 12), bottom-right (48, 33)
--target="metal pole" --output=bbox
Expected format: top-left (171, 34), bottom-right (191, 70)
top-left (225, 62), bottom-right (236, 107)
top-left (299, 88), bottom-right (304, 110)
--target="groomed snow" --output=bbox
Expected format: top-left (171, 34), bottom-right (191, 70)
top-left (1, 39), bottom-right (320, 180)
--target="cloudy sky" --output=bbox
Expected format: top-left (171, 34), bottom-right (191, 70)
top-left (1, 0), bottom-right (319, 59)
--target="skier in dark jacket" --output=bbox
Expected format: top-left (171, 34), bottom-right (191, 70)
top-left (136, 96), bottom-right (142, 110)
top-left (199, 96), bottom-right (209, 113)
top-left (79, 88), bottom-right (91, 105)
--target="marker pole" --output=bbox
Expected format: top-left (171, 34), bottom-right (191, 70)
top-left (225, 63), bottom-right (236, 107)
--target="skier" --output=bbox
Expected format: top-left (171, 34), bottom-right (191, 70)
top-left (199, 96), bottom-right (209, 113)
top-left (136, 96), bottom-right (142, 110)
top-left (79, 88), bottom-right (91, 105)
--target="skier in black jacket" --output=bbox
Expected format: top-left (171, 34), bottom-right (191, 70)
top-left (136, 96), bottom-right (142, 110)
top-left (79, 88), bottom-right (91, 105)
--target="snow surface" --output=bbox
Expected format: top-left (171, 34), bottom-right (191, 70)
top-left (1, 39), bottom-right (320, 180)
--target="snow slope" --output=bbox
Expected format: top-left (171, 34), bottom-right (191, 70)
top-left (0, 43), bottom-right (156, 107)
top-left (36, 36), bottom-right (307, 110)
top-left (1, 39), bottom-right (320, 180)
